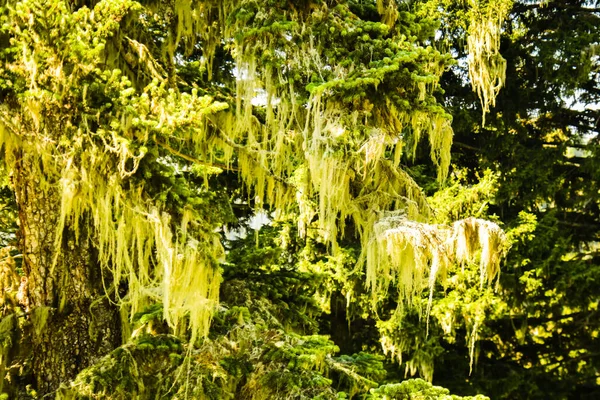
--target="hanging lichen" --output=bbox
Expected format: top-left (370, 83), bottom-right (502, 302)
top-left (466, 0), bottom-right (512, 124)
top-left (415, 0), bottom-right (512, 124)
top-left (0, 2), bottom-right (514, 391)
top-left (0, 0), bottom-right (227, 343)
top-left (452, 217), bottom-right (507, 286)
top-left (378, 310), bottom-right (443, 382)
top-left (363, 213), bottom-right (507, 377)
top-left (363, 214), bottom-right (505, 309)
top-left (377, 0), bottom-right (400, 27)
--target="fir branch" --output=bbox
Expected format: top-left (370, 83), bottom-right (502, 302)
top-left (154, 137), bottom-right (238, 171)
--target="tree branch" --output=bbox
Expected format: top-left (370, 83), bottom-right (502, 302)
top-left (453, 141), bottom-right (482, 152)
top-left (154, 138), bottom-right (239, 172)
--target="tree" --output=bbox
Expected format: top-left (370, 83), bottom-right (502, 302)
top-left (0, 0), bottom-right (519, 398)
top-left (431, 1), bottom-right (600, 398)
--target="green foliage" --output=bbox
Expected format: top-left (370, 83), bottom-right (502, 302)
top-left (434, 1), bottom-right (600, 398)
top-left (60, 323), bottom-right (369, 399)
top-left (58, 334), bottom-right (187, 399)
top-left (3, 0), bottom-right (597, 399)
top-left (368, 378), bottom-right (489, 399)
top-left (429, 169), bottom-right (499, 225)
top-left (220, 224), bottom-right (323, 334)
top-left (333, 352), bottom-right (387, 397)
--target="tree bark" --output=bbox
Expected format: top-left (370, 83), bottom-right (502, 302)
top-left (13, 152), bottom-right (121, 397)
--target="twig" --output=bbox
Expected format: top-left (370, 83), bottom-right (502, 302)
top-left (154, 137), bottom-right (239, 172)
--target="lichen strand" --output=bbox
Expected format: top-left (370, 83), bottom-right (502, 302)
top-left (3, 127), bottom-right (222, 344)
top-left (452, 217), bottom-right (507, 287)
top-left (378, 313), bottom-right (440, 382)
top-left (364, 213), bottom-right (451, 311)
top-left (414, 0), bottom-right (512, 124)
top-left (466, 0), bottom-right (512, 124)
top-left (377, 0), bottom-right (400, 27)
top-left (61, 119), bottom-right (222, 343)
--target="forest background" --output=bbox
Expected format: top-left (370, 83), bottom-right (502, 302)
top-left (0, 0), bottom-right (598, 399)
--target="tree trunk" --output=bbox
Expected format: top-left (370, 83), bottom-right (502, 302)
top-left (14, 153), bottom-right (121, 396)
top-left (330, 291), bottom-right (353, 354)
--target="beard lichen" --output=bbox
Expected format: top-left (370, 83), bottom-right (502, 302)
top-left (366, 213), bottom-right (507, 378)
top-left (1, 1), bottom-right (512, 387)
top-left (0, 0), bottom-right (228, 344)
top-left (466, 0), bottom-right (512, 124)
top-left (364, 214), bottom-right (507, 311)
top-left (415, 0), bottom-right (512, 124)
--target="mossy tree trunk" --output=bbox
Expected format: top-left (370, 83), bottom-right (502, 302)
top-left (14, 152), bottom-right (121, 396)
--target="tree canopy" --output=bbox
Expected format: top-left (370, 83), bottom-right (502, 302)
top-left (0, 0), bottom-right (598, 399)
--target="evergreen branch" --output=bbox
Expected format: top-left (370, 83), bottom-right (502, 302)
top-left (453, 141), bottom-right (482, 152)
top-left (325, 357), bottom-right (378, 389)
top-left (0, 110), bottom-right (20, 138)
top-left (154, 137), bottom-right (238, 171)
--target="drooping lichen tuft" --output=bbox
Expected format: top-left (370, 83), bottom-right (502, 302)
top-left (452, 217), bottom-right (507, 287)
top-left (466, 0), bottom-right (512, 124)
top-left (0, 0), bottom-right (226, 343)
top-left (1, 1), bottom-right (511, 378)
top-left (364, 213), bottom-right (507, 377)
top-left (364, 214), bottom-right (506, 310)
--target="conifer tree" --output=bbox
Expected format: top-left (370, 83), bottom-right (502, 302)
top-left (0, 0), bottom-right (515, 397)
